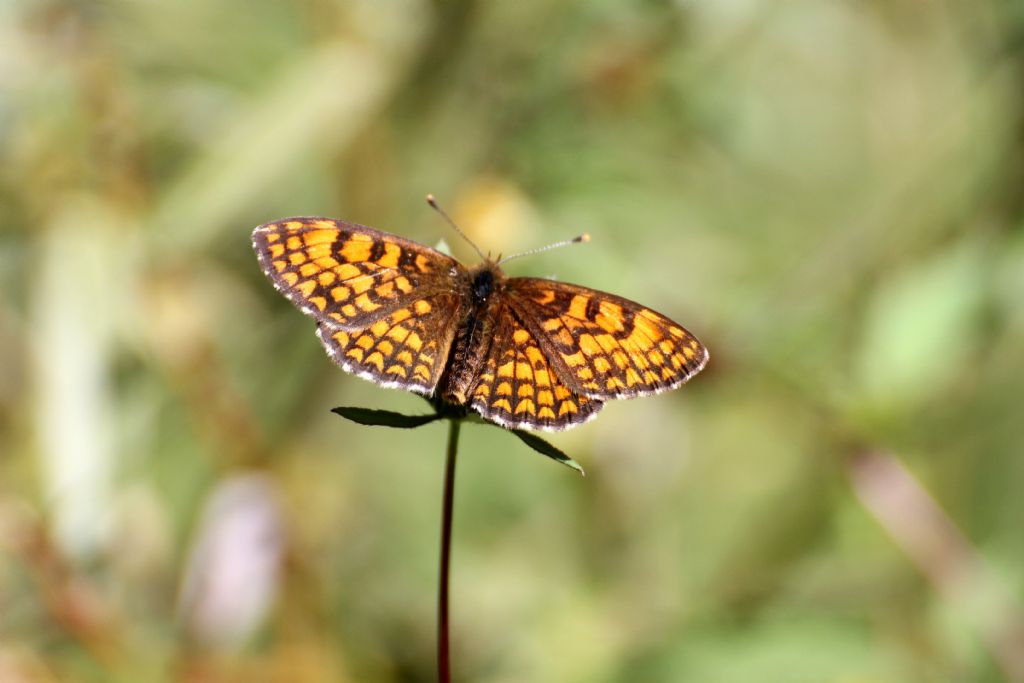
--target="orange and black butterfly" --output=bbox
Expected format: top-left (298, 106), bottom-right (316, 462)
top-left (252, 198), bottom-right (708, 431)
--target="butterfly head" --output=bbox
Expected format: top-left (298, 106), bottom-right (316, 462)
top-left (468, 261), bottom-right (505, 305)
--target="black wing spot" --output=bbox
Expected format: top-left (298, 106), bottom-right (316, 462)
top-left (368, 239), bottom-right (386, 262)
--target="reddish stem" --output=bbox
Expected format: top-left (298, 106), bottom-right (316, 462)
top-left (438, 418), bottom-right (461, 683)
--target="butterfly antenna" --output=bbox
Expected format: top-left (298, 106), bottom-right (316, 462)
top-left (497, 233), bottom-right (591, 266)
top-left (426, 194), bottom-right (487, 262)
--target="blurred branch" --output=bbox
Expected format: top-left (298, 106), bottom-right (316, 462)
top-left (1, 501), bottom-right (127, 674)
top-left (751, 353), bottom-right (1024, 680)
top-left (151, 36), bottom-right (423, 254)
top-left (850, 451), bottom-right (1024, 682)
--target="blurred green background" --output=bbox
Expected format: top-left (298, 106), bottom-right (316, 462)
top-left (3, 1), bottom-right (1024, 681)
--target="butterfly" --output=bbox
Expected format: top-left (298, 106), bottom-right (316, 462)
top-left (252, 198), bottom-right (708, 431)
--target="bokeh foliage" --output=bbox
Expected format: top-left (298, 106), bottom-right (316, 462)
top-left (1, 1), bottom-right (1023, 681)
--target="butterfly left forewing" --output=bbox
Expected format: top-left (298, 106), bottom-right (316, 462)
top-left (254, 217), bottom-right (468, 396)
top-left (252, 217), bottom-right (462, 330)
top-left (507, 278), bottom-right (708, 400)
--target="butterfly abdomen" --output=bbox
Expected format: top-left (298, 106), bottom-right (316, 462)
top-left (439, 264), bottom-right (505, 405)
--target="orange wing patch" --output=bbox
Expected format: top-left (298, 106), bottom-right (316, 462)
top-left (469, 305), bottom-right (602, 431)
top-left (316, 293), bottom-right (463, 395)
top-left (253, 217), bottom-right (460, 329)
top-left (508, 278), bottom-right (708, 400)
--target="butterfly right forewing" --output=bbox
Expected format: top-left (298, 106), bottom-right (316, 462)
top-left (507, 278), bottom-right (708, 400)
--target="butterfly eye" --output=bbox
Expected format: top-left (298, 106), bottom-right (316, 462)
top-left (471, 270), bottom-right (495, 301)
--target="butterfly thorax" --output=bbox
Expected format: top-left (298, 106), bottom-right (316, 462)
top-left (439, 262), bottom-right (506, 406)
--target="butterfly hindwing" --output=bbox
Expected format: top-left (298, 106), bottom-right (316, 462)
top-left (507, 278), bottom-right (708, 400)
top-left (316, 292), bottom-right (464, 396)
top-left (468, 303), bottom-right (603, 431)
top-left (253, 217), bottom-right (462, 330)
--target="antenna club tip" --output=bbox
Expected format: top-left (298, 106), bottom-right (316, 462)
top-left (426, 193), bottom-right (437, 205)
top-left (578, 233), bottom-right (591, 243)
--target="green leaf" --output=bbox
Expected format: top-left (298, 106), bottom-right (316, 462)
top-left (511, 430), bottom-right (585, 476)
top-left (330, 407), bottom-right (441, 429)
top-left (855, 241), bottom-right (985, 412)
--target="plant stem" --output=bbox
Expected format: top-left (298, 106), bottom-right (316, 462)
top-left (438, 418), bottom-right (461, 683)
